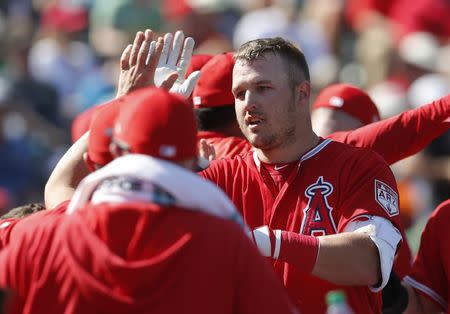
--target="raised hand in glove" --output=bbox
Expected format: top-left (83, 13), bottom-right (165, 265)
top-left (154, 31), bottom-right (201, 99)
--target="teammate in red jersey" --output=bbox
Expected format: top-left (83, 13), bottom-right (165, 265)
top-left (198, 37), bottom-right (404, 314)
top-left (403, 199), bottom-right (450, 314)
top-left (0, 86), bottom-right (296, 314)
top-left (311, 83), bottom-right (381, 136)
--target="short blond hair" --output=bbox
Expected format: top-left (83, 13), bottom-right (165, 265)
top-left (234, 37), bottom-right (310, 86)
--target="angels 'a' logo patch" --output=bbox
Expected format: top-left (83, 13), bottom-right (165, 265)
top-left (375, 180), bottom-right (399, 217)
top-left (300, 176), bottom-right (337, 236)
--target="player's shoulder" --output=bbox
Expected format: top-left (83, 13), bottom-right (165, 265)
top-left (326, 139), bottom-right (388, 165)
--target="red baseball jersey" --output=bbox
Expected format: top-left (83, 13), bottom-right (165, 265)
top-left (201, 139), bottom-right (402, 314)
top-left (404, 199), bottom-right (450, 312)
top-left (0, 202), bottom-right (296, 314)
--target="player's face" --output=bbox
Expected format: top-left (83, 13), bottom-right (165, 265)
top-left (232, 54), bottom-right (300, 150)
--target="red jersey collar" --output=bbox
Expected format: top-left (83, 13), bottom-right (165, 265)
top-left (252, 138), bottom-right (333, 171)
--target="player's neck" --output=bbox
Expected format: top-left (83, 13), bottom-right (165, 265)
top-left (256, 131), bottom-right (320, 164)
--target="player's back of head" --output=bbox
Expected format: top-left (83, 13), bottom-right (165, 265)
top-left (112, 87), bottom-right (198, 166)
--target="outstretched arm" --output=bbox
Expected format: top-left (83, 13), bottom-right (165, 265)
top-left (45, 132), bottom-right (90, 209)
top-left (328, 95), bottom-right (450, 165)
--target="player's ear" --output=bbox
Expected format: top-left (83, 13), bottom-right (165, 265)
top-left (297, 81), bottom-right (311, 100)
top-left (296, 80), bottom-right (311, 109)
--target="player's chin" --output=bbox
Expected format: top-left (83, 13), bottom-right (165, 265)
top-left (247, 135), bottom-right (273, 150)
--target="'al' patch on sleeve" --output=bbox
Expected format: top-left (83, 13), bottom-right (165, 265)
top-left (375, 179), bottom-right (399, 217)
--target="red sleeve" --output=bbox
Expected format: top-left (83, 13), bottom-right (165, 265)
top-left (337, 149), bottom-right (402, 231)
top-left (234, 229), bottom-right (296, 313)
top-left (328, 95), bottom-right (450, 165)
top-left (404, 201), bottom-right (450, 312)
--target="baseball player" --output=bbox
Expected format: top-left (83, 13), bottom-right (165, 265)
top-left (311, 83), bottom-right (450, 165)
top-left (198, 37), bottom-right (403, 313)
top-left (0, 87), bottom-right (297, 314)
top-left (403, 199), bottom-right (450, 313)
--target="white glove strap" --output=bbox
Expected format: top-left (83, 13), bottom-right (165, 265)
top-left (273, 229), bottom-right (282, 259)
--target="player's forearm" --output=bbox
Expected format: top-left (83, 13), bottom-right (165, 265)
top-left (390, 95), bottom-right (450, 162)
top-left (44, 132), bottom-right (90, 209)
top-left (312, 232), bottom-right (380, 285)
top-left (278, 230), bottom-right (381, 285)
top-left (252, 226), bottom-right (382, 285)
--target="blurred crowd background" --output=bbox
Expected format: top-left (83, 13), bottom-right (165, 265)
top-left (0, 0), bottom-right (449, 253)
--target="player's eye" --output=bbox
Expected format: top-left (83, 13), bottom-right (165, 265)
top-left (257, 85), bottom-right (271, 92)
top-left (234, 90), bottom-right (245, 100)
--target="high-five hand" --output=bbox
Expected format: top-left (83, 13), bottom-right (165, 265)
top-left (154, 31), bottom-right (201, 99)
top-left (116, 29), bottom-right (165, 98)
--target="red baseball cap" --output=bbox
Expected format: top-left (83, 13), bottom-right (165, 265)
top-left (192, 52), bottom-right (235, 108)
top-left (72, 108), bottom-right (93, 143)
top-left (72, 103), bottom-right (109, 143)
top-left (186, 54), bottom-right (213, 78)
top-left (312, 84), bottom-right (380, 125)
top-left (113, 87), bottom-right (198, 161)
top-left (86, 100), bottom-right (123, 170)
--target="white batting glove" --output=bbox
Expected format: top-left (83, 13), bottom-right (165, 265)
top-left (152, 31), bottom-right (201, 99)
top-left (251, 226), bottom-right (282, 259)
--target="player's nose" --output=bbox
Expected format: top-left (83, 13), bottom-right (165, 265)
top-left (243, 90), bottom-right (259, 112)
